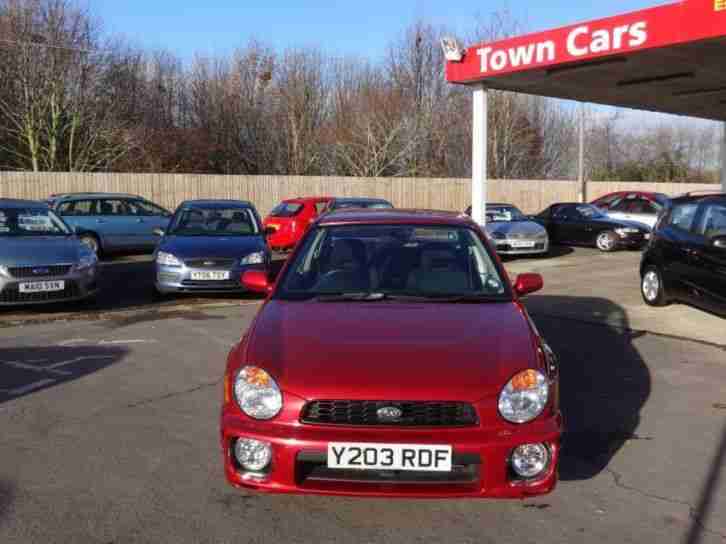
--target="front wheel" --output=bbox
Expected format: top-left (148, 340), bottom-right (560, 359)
top-left (595, 231), bottom-right (617, 252)
top-left (641, 265), bottom-right (669, 307)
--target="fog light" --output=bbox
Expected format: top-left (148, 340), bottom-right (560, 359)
top-left (511, 443), bottom-right (550, 479)
top-left (234, 438), bottom-right (272, 472)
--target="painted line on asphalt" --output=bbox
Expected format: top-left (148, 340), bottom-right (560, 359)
top-left (1, 360), bottom-right (70, 376)
top-left (45, 355), bottom-right (117, 370)
top-left (1, 378), bottom-right (56, 396)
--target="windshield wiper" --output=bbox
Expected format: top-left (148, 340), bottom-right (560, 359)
top-left (314, 292), bottom-right (388, 302)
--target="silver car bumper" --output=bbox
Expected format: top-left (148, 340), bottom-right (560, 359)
top-left (155, 263), bottom-right (265, 294)
top-left (0, 265), bottom-right (100, 306)
top-left (493, 239), bottom-right (549, 255)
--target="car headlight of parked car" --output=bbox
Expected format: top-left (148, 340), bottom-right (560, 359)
top-left (234, 366), bottom-right (282, 420)
top-left (498, 369), bottom-right (549, 423)
top-left (156, 251), bottom-right (183, 267)
top-left (241, 251), bottom-right (265, 266)
top-left (490, 231), bottom-right (506, 240)
top-left (0, 265), bottom-right (9, 278)
top-left (75, 253), bottom-right (98, 271)
top-left (535, 230), bottom-right (549, 240)
top-left (615, 227), bottom-right (640, 236)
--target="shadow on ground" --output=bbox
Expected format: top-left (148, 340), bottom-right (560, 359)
top-left (0, 345), bottom-right (128, 404)
top-left (500, 244), bottom-right (574, 262)
top-left (0, 480), bottom-right (14, 525)
top-left (524, 295), bottom-right (651, 481)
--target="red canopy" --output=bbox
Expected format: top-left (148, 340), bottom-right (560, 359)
top-left (446, 0), bottom-right (726, 121)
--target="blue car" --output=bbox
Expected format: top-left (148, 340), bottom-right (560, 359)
top-left (153, 200), bottom-right (271, 296)
top-left (49, 192), bottom-right (172, 255)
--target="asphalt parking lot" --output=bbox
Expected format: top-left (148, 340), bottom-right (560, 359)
top-left (1, 248), bottom-right (725, 543)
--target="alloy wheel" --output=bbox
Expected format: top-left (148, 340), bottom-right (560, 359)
top-left (642, 270), bottom-right (660, 302)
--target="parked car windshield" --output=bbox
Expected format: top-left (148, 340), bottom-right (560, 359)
top-left (270, 202), bottom-right (304, 217)
top-left (0, 207), bottom-right (71, 236)
top-left (275, 224), bottom-right (510, 301)
top-left (331, 200), bottom-right (393, 210)
top-left (486, 205), bottom-right (526, 222)
top-left (168, 207), bottom-right (260, 236)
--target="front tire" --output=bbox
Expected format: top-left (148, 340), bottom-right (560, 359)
top-left (596, 231), bottom-right (617, 252)
top-left (641, 265), bottom-right (669, 307)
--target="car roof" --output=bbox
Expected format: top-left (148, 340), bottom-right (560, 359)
top-left (0, 198), bottom-right (48, 209)
top-left (52, 192), bottom-right (143, 200)
top-left (317, 208), bottom-right (473, 227)
top-left (178, 199), bottom-right (254, 209)
top-left (670, 193), bottom-right (726, 205)
top-left (331, 197), bottom-right (391, 203)
top-left (282, 196), bottom-right (332, 203)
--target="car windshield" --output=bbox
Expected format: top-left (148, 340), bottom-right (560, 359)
top-left (332, 200), bottom-right (393, 210)
top-left (0, 207), bottom-right (71, 236)
top-left (270, 202), bottom-right (304, 217)
top-left (275, 224), bottom-right (510, 301)
top-left (168, 207), bottom-right (260, 236)
top-left (486, 206), bottom-right (526, 222)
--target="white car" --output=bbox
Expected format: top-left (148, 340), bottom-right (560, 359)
top-left (593, 192), bottom-right (670, 230)
top-left (465, 203), bottom-right (549, 256)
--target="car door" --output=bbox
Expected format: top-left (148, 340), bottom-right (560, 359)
top-left (553, 206), bottom-right (588, 244)
top-left (55, 199), bottom-right (96, 234)
top-left (127, 199), bottom-right (172, 249)
top-left (690, 201), bottom-right (726, 310)
top-left (95, 198), bottom-right (137, 250)
top-left (658, 202), bottom-right (702, 300)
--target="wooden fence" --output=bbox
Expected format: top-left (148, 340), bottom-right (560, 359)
top-left (0, 172), bottom-right (720, 216)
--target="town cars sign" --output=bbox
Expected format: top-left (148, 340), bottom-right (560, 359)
top-left (446, 0), bottom-right (726, 83)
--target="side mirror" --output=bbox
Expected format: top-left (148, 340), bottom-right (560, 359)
top-left (513, 273), bottom-right (543, 297)
top-left (242, 269), bottom-right (273, 294)
top-left (712, 236), bottom-right (726, 250)
top-left (152, 227), bottom-right (165, 237)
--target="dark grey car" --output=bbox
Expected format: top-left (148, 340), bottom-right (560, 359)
top-left (153, 200), bottom-right (270, 295)
top-left (0, 199), bottom-right (100, 306)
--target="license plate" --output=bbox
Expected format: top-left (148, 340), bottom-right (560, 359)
top-left (19, 280), bottom-right (65, 293)
top-left (509, 240), bottom-right (535, 248)
top-left (327, 442), bottom-right (452, 472)
top-left (190, 271), bottom-right (230, 281)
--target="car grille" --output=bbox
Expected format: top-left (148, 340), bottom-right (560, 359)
top-left (0, 281), bottom-right (80, 304)
top-left (180, 279), bottom-right (240, 289)
top-left (295, 451), bottom-right (480, 486)
top-left (7, 265), bottom-right (73, 278)
top-left (301, 400), bottom-right (478, 427)
top-left (184, 258), bottom-right (236, 268)
top-left (498, 242), bottom-right (546, 251)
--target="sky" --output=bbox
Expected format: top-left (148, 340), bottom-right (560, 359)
top-left (92, 0), bottom-right (675, 63)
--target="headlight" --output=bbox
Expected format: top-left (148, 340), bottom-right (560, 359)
top-left (534, 230), bottom-right (548, 240)
top-left (498, 369), bottom-right (549, 424)
top-left (156, 251), bottom-right (182, 267)
top-left (615, 227), bottom-right (639, 235)
top-left (0, 265), bottom-right (9, 277)
top-left (234, 366), bottom-right (282, 420)
top-left (489, 231), bottom-right (506, 240)
top-left (75, 253), bottom-right (98, 271)
top-left (241, 251), bottom-right (265, 266)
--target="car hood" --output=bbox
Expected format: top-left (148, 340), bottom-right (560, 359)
top-left (159, 235), bottom-right (266, 259)
top-left (485, 221), bottom-right (546, 237)
top-left (0, 236), bottom-right (84, 265)
top-left (246, 300), bottom-right (538, 402)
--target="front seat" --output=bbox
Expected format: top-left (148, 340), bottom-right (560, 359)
top-left (313, 238), bottom-right (370, 292)
top-left (407, 247), bottom-right (470, 294)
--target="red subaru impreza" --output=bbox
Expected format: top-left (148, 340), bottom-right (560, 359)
top-left (221, 209), bottom-right (562, 498)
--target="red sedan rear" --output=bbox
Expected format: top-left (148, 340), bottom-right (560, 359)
top-left (263, 197), bottom-right (331, 251)
top-left (221, 209), bottom-right (562, 498)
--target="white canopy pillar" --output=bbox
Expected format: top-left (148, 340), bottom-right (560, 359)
top-left (471, 84), bottom-right (488, 225)
top-left (578, 103), bottom-right (586, 202)
top-left (721, 122), bottom-right (726, 192)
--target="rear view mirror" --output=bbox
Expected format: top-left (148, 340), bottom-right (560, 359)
top-left (712, 236), bottom-right (726, 250)
top-left (513, 273), bottom-right (543, 297)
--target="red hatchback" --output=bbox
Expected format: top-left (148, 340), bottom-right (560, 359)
top-left (221, 209), bottom-right (562, 498)
top-left (263, 197), bottom-right (332, 251)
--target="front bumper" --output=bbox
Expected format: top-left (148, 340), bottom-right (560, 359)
top-left (493, 239), bottom-right (549, 255)
top-left (221, 408), bottom-right (563, 498)
top-left (155, 263), bottom-right (266, 294)
top-left (616, 233), bottom-right (648, 248)
top-left (0, 266), bottom-right (99, 306)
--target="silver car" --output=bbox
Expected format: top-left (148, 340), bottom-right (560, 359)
top-left (0, 199), bottom-right (99, 306)
top-left (466, 203), bottom-right (549, 256)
